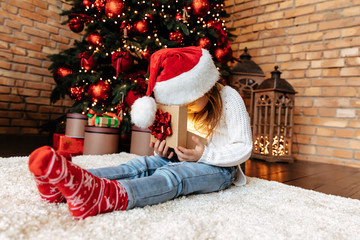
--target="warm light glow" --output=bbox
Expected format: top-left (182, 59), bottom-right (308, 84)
top-left (254, 135), bottom-right (289, 156)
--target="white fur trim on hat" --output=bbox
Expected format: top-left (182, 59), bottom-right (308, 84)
top-left (130, 96), bottom-right (157, 129)
top-left (153, 48), bottom-right (219, 105)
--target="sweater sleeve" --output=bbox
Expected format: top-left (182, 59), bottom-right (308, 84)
top-left (198, 87), bottom-right (253, 167)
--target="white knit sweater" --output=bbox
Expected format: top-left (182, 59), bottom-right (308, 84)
top-left (189, 86), bottom-right (253, 186)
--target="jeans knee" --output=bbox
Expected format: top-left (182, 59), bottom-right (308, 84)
top-left (154, 167), bottom-right (182, 196)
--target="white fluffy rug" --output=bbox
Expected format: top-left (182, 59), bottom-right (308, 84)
top-left (1, 153), bottom-right (360, 240)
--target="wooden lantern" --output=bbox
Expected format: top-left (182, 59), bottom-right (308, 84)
top-left (229, 47), bottom-right (265, 121)
top-left (252, 66), bottom-right (296, 163)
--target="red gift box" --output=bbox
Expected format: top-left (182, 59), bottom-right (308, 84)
top-left (58, 136), bottom-right (84, 156)
top-left (53, 133), bottom-right (64, 150)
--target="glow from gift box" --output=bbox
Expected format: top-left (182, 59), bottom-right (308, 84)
top-left (254, 135), bottom-right (288, 156)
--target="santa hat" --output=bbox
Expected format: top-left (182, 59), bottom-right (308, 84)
top-left (131, 46), bottom-right (219, 129)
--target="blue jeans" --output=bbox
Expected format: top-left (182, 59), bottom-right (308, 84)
top-left (87, 155), bottom-right (236, 210)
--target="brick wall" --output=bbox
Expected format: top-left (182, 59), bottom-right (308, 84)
top-left (0, 0), bottom-right (80, 135)
top-left (226, 0), bottom-right (360, 167)
top-left (1, 0), bottom-right (359, 167)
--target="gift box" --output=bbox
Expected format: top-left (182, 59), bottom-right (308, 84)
top-left (186, 131), bottom-right (207, 149)
top-left (130, 126), bottom-right (154, 156)
top-left (149, 104), bottom-right (187, 148)
top-left (87, 113), bottom-right (121, 128)
top-left (53, 133), bottom-right (64, 150)
top-left (58, 135), bottom-right (84, 156)
top-left (65, 113), bottom-right (87, 138)
top-left (83, 126), bottom-right (120, 155)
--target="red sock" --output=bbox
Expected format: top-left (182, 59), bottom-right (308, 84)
top-left (29, 146), bottom-right (128, 219)
top-left (29, 146), bottom-right (72, 203)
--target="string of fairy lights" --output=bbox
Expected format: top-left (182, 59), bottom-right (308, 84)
top-left (71, 0), bottom-right (230, 114)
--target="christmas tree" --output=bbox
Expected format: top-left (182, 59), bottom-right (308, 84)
top-left (48, 0), bottom-right (235, 135)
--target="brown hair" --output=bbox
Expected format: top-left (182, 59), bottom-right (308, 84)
top-left (191, 82), bottom-right (223, 139)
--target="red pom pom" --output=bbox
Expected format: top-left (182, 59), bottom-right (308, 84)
top-left (88, 81), bottom-right (111, 103)
top-left (69, 18), bottom-right (84, 33)
top-left (105, 0), bottom-right (125, 18)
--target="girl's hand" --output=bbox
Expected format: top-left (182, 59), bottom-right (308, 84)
top-left (150, 140), bottom-right (174, 159)
top-left (174, 136), bottom-right (205, 162)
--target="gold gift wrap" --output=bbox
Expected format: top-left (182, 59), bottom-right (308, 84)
top-left (87, 115), bottom-right (120, 128)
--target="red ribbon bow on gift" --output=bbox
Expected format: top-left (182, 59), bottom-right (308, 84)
top-left (111, 51), bottom-right (134, 77)
top-left (149, 109), bottom-right (172, 141)
top-left (78, 52), bottom-right (95, 70)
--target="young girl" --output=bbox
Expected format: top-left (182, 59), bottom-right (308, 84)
top-left (28, 46), bottom-right (253, 220)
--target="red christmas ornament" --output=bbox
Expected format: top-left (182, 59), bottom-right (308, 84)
top-left (78, 52), bottom-right (96, 70)
top-left (53, 66), bottom-right (73, 84)
top-left (94, 0), bottom-right (105, 11)
top-left (197, 37), bottom-right (211, 49)
top-left (120, 132), bottom-right (129, 141)
top-left (151, 0), bottom-right (160, 6)
top-left (169, 31), bottom-right (184, 44)
top-left (105, 0), bottom-right (125, 18)
top-left (192, 0), bottom-right (210, 17)
top-left (69, 86), bottom-right (85, 101)
top-left (207, 20), bottom-right (228, 46)
top-left (111, 51), bottom-right (134, 76)
top-left (115, 103), bottom-right (125, 115)
top-left (175, 13), bottom-right (182, 21)
top-left (87, 33), bottom-right (103, 47)
top-left (69, 18), bottom-right (84, 33)
top-left (120, 20), bottom-right (132, 36)
top-left (133, 20), bottom-right (148, 34)
top-left (125, 90), bottom-right (143, 108)
top-left (214, 45), bottom-right (233, 64)
top-left (88, 80), bottom-right (111, 103)
top-left (145, 13), bottom-right (154, 21)
top-left (141, 50), bottom-right (152, 62)
top-left (83, 0), bottom-right (92, 7)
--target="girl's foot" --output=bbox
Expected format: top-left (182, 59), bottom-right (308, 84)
top-left (29, 146), bottom-right (72, 203)
top-left (29, 146), bottom-right (128, 219)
